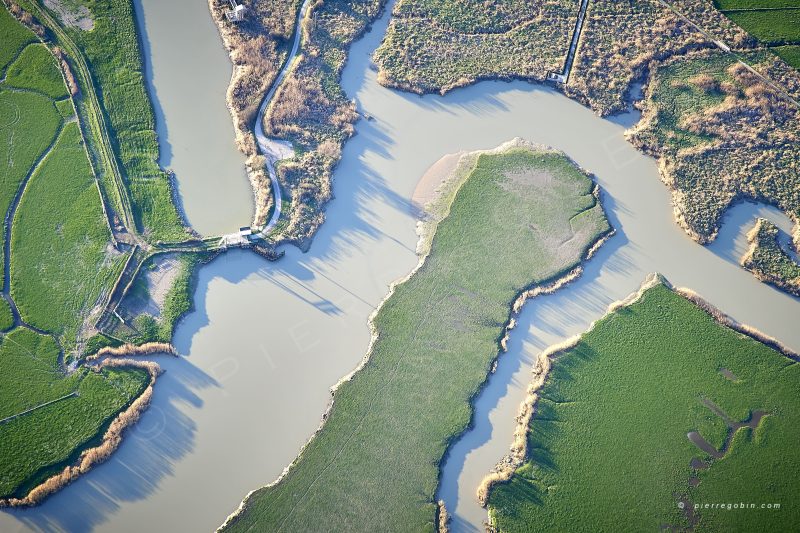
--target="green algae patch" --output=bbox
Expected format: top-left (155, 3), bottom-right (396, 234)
top-left (222, 141), bottom-right (611, 532)
top-left (488, 279), bottom-right (800, 532)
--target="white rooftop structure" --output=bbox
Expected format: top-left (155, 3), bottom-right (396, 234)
top-left (225, 1), bottom-right (246, 22)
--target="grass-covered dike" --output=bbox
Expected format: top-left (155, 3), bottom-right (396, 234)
top-left (221, 140), bottom-right (611, 532)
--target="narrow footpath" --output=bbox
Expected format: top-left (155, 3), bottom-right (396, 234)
top-left (254, 0), bottom-right (314, 237)
top-left (548, 0), bottom-right (590, 83)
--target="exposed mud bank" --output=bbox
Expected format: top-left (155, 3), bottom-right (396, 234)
top-left (0, 359), bottom-right (161, 508)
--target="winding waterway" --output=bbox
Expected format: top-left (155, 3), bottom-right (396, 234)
top-left (2, 0), bottom-right (800, 531)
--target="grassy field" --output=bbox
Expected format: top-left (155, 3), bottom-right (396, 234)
top-left (0, 88), bottom-right (62, 287)
top-left (741, 218), bottom-right (800, 296)
top-left (725, 9), bottom-right (800, 45)
top-left (373, 0), bottom-right (574, 95)
top-left (565, 0), bottom-right (717, 116)
top-left (773, 44), bottom-right (800, 68)
top-left (224, 144), bottom-right (610, 531)
top-left (0, 2), bottom-right (184, 504)
top-left (0, 5), bottom-right (36, 73)
top-left (4, 43), bottom-right (68, 99)
top-left (0, 298), bottom-right (14, 331)
top-left (373, 0), bottom-right (748, 116)
top-left (714, 0), bottom-right (800, 69)
top-left (0, 328), bottom-right (149, 499)
top-left (50, 0), bottom-right (186, 241)
top-left (715, 0), bottom-right (800, 8)
top-left (13, 0), bottom-right (185, 241)
top-left (488, 281), bottom-right (800, 532)
top-left (10, 121), bottom-right (124, 347)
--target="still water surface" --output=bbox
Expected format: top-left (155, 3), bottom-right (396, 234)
top-left (2, 0), bottom-right (799, 531)
top-left (133, 0), bottom-right (253, 236)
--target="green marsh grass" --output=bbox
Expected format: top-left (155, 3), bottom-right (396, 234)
top-left (225, 146), bottom-right (610, 532)
top-left (0, 328), bottom-right (148, 499)
top-left (489, 283), bottom-right (800, 531)
top-left (0, 298), bottom-right (14, 331)
top-left (4, 44), bottom-right (68, 99)
top-left (10, 121), bottom-right (123, 346)
top-left (0, 88), bottom-right (62, 287)
top-left (0, 6), bottom-right (36, 74)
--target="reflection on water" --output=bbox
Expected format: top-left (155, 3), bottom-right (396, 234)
top-left (3, 0), bottom-right (800, 531)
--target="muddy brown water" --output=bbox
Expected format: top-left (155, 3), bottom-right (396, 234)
top-left (3, 0), bottom-right (800, 530)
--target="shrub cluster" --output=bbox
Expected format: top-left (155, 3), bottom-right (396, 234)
top-left (630, 50), bottom-right (800, 243)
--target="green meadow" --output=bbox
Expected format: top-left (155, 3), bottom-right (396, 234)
top-left (714, 0), bottom-right (800, 68)
top-left (0, 4), bottom-right (152, 501)
top-left (489, 282), bottom-right (800, 532)
top-left (0, 328), bottom-right (148, 499)
top-left (10, 121), bottom-right (125, 346)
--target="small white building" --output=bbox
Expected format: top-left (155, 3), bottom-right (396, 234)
top-left (225, 0), bottom-right (246, 22)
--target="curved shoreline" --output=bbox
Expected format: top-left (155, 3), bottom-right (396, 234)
top-left (0, 359), bottom-right (162, 507)
top-left (478, 271), bottom-right (800, 525)
top-left (218, 139), bottom-right (613, 530)
top-left (476, 272), bottom-right (663, 508)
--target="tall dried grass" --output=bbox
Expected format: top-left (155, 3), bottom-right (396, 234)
top-left (86, 341), bottom-right (176, 361)
top-left (51, 46), bottom-right (79, 96)
top-left (6, 0), bottom-right (47, 39)
top-left (0, 359), bottom-right (161, 507)
top-left (436, 499), bottom-right (450, 533)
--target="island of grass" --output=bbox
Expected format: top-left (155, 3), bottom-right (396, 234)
top-left (741, 218), bottom-right (800, 296)
top-left (220, 140), bottom-right (611, 532)
top-left (487, 275), bottom-right (800, 532)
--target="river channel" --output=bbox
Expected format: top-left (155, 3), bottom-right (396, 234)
top-left (2, 0), bottom-right (799, 531)
top-left (133, 0), bottom-right (253, 236)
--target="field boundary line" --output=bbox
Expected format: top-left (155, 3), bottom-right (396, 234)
top-left (0, 391), bottom-right (78, 425)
